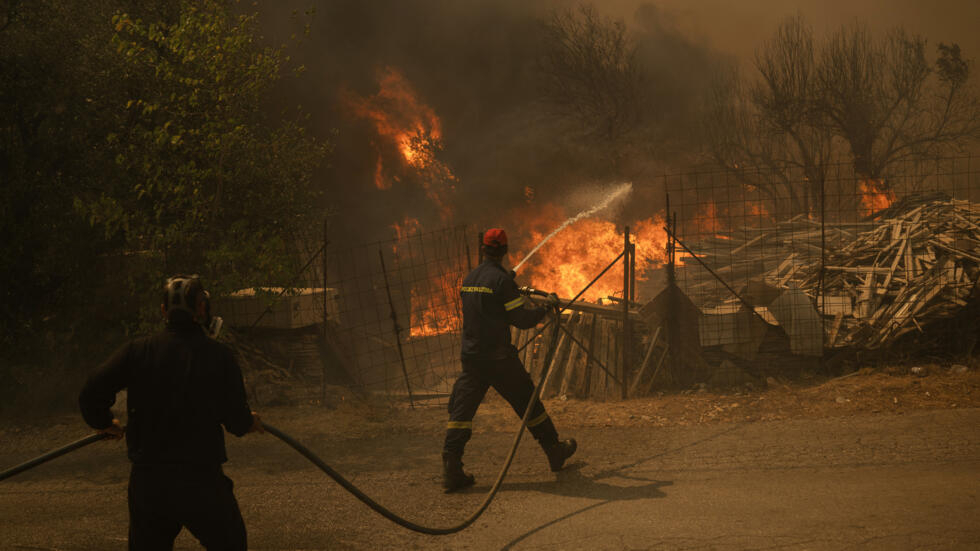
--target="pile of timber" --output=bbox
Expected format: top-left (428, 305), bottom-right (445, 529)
top-left (681, 194), bottom-right (980, 349)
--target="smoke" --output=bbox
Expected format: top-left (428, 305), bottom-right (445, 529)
top-left (252, 2), bottom-right (730, 243)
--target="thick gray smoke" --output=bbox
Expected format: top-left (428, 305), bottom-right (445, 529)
top-left (255, 2), bottom-right (724, 243)
top-left (256, 1), bottom-right (980, 246)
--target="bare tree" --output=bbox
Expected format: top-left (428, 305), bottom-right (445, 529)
top-left (704, 15), bottom-right (980, 214)
top-left (539, 4), bottom-right (641, 143)
top-left (704, 15), bottom-right (833, 215)
top-left (817, 24), bottom-right (927, 179)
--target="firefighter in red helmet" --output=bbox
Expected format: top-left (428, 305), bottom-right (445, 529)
top-left (441, 229), bottom-right (577, 492)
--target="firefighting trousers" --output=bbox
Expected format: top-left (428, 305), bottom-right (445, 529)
top-left (444, 355), bottom-right (559, 456)
top-left (128, 463), bottom-right (246, 551)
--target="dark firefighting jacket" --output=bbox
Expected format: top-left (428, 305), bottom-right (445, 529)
top-left (79, 321), bottom-right (254, 465)
top-left (460, 260), bottom-right (547, 360)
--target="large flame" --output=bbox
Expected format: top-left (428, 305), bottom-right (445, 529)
top-left (859, 179), bottom-right (895, 218)
top-left (511, 204), bottom-right (668, 301)
top-left (344, 67), bottom-right (457, 222)
top-left (345, 67), bottom-right (442, 169)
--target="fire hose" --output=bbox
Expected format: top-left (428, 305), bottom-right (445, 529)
top-left (0, 305), bottom-right (564, 536)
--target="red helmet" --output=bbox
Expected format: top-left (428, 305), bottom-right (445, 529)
top-left (482, 228), bottom-right (508, 257)
top-left (482, 228), bottom-right (508, 248)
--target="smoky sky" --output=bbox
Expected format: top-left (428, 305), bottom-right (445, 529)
top-left (257, 0), bottom-right (979, 244)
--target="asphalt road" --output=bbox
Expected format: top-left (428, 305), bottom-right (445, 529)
top-left (2, 408), bottom-right (978, 550)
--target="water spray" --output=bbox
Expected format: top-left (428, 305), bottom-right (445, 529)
top-left (513, 182), bottom-right (633, 273)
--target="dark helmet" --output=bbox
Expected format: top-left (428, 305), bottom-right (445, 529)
top-left (163, 274), bottom-right (209, 324)
top-left (482, 228), bottom-right (508, 258)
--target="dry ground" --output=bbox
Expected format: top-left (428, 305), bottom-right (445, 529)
top-left (265, 362), bottom-right (980, 439)
top-left (7, 362), bottom-right (975, 450)
top-left (1, 363), bottom-right (979, 550)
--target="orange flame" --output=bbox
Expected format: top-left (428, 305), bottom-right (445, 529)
top-left (510, 204), bottom-right (668, 301)
top-left (748, 201), bottom-right (771, 221)
top-left (344, 67), bottom-right (457, 222)
top-left (859, 179), bottom-right (895, 217)
top-left (524, 186), bottom-right (535, 204)
top-left (409, 271), bottom-right (461, 339)
top-left (390, 216), bottom-right (421, 238)
top-left (693, 201), bottom-right (728, 234)
top-left (373, 156), bottom-right (388, 190)
top-left (345, 67), bottom-right (442, 166)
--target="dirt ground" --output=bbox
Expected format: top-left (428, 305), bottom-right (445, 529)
top-left (6, 362), bottom-right (975, 452)
top-left (267, 361), bottom-right (980, 438)
top-left (1, 363), bottom-right (979, 550)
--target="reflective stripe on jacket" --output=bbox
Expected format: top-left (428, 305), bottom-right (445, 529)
top-left (460, 260), bottom-right (546, 360)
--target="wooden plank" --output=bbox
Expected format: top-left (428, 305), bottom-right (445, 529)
top-left (645, 344), bottom-right (670, 396)
top-left (559, 313), bottom-right (585, 397)
top-left (540, 314), bottom-right (573, 398)
top-left (827, 313), bottom-right (844, 347)
top-left (825, 266), bottom-right (904, 274)
top-left (583, 313), bottom-right (597, 397)
top-left (930, 239), bottom-right (980, 262)
top-left (880, 232), bottom-right (906, 291)
top-left (629, 325), bottom-right (661, 397)
top-left (564, 314), bottom-right (591, 397)
top-left (608, 320), bottom-right (620, 400)
top-left (731, 233), bottom-right (765, 256)
top-left (593, 318), bottom-right (608, 399)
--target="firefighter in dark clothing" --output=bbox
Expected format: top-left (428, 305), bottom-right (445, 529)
top-left (442, 228), bottom-right (577, 492)
top-left (79, 275), bottom-right (262, 550)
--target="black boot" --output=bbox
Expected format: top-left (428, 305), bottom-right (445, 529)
top-left (542, 438), bottom-right (577, 472)
top-left (442, 451), bottom-right (475, 493)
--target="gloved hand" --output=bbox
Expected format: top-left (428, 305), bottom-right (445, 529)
top-left (248, 411), bottom-right (266, 434)
top-left (98, 419), bottom-right (125, 440)
top-left (546, 292), bottom-right (561, 312)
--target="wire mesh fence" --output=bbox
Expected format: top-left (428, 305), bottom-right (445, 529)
top-left (214, 225), bottom-right (473, 408)
top-left (218, 156), bottom-right (980, 406)
top-left (321, 225), bottom-right (472, 405)
top-left (664, 155), bottom-right (980, 378)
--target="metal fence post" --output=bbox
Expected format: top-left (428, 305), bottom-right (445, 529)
top-left (321, 218), bottom-right (329, 406)
top-left (622, 225), bottom-right (631, 399)
top-left (378, 249), bottom-right (415, 409)
top-left (477, 231), bottom-right (484, 265)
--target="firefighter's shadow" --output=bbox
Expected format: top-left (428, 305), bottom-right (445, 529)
top-left (495, 424), bottom-right (743, 550)
top-left (493, 465), bottom-right (671, 551)
top-left (494, 463), bottom-right (671, 502)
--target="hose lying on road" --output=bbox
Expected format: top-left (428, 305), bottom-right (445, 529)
top-left (0, 433), bottom-right (108, 482)
top-left (0, 312), bottom-right (564, 536)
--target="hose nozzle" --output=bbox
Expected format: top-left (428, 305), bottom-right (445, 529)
top-left (518, 286), bottom-right (550, 297)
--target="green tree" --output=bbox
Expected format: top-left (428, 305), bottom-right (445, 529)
top-left (0, 0), bottom-right (327, 411)
top-left (76, 1), bottom-right (327, 322)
